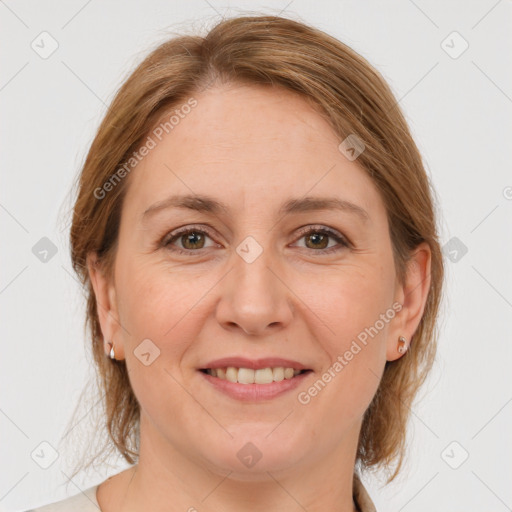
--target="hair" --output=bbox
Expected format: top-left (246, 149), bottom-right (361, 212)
top-left (67, 14), bottom-right (444, 484)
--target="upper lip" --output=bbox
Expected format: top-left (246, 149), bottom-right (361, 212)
top-left (200, 357), bottom-right (311, 371)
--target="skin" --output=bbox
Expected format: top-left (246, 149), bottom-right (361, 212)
top-left (88, 83), bottom-right (431, 512)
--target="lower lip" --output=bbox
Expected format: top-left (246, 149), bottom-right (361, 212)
top-left (199, 370), bottom-right (312, 401)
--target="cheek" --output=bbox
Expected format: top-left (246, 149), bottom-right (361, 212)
top-left (115, 258), bottom-right (204, 353)
top-left (113, 262), bottom-right (204, 422)
top-left (294, 262), bottom-right (394, 416)
top-left (300, 258), bottom-right (395, 346)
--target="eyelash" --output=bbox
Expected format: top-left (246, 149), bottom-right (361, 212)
top-left (160, 224), bottom-right (350, 256)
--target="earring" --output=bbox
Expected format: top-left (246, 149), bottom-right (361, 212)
top-left (106, 340), bottom-right (116, 360)
top-left (397, 335), bottom-right (408, 354)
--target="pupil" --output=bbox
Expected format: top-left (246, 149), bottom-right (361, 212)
top-left (307, 233), bottom-right (327, 249)
top-left (183, 232), bottom-right (204, 249)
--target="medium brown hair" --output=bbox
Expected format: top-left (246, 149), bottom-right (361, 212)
top-left (67, 14), bottom-right (444, 484)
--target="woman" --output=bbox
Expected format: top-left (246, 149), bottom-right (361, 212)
top-left (28, 14), bottom-right (443, 512)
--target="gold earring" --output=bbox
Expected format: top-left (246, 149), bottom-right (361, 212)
top-left (397, 335), bottom-right (408, 354)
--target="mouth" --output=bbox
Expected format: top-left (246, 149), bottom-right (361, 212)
top-left (197, 358), bottom-right (314, 401)
top-left (199, 367), bottom-right (312, 384)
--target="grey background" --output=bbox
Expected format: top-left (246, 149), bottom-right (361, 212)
top-left (1, 1), bottom-right (511, 511)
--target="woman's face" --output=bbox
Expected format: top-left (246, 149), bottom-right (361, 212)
top-left (92, 83), bottom-right (422, 478)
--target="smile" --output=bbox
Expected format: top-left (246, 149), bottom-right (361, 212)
top-left (200, 367), bottom-right (310, 384)
top-left (199, 367), bottom-right (313, 401)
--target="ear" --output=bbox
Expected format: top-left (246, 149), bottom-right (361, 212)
top-left (386, 242), bottom-right (431, 362)
top-left (86, 252), bottom-right (125, 360)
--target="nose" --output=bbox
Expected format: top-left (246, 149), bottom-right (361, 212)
top-left (215, 245), bottom-right (294, 336)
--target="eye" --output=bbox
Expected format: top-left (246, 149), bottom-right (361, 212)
top-left (161, 225), bottom-right (218, 255)
top-left (292, 225), bottom-right (350, 254)
top-left (161, 224), bottom-right (350, 256)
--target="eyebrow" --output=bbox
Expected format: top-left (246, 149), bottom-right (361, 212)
top-left (142, 194), bottom-right (370, 222)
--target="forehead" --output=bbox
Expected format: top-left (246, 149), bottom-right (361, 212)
top-left (121, 83), bottom-right (384, 222)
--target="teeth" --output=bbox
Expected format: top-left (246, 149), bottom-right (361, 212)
top-left (206, 366), bottom-right (306, 384)
top-left (255, 368), bottom-right (273, 384)
top-left (238, 368), bottom-right (255, 384)
top-left (226, 367), bottom-right (237, 383)
top-left (273, 367), bottom-right (284, 382)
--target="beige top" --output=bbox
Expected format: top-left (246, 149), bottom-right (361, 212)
top-left (26, 473), bottom-right (376, 511)
top-left (26, 485), bottom-right (99, 511)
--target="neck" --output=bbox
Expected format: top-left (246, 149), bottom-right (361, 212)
top-left (108, 415), bottom-right (361, 512)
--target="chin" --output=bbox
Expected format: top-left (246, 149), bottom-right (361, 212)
top-left (196, 430), bottom-right (309, 478)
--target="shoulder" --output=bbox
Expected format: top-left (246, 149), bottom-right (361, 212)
top-left (24, 485), bottom-right (100, 512)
